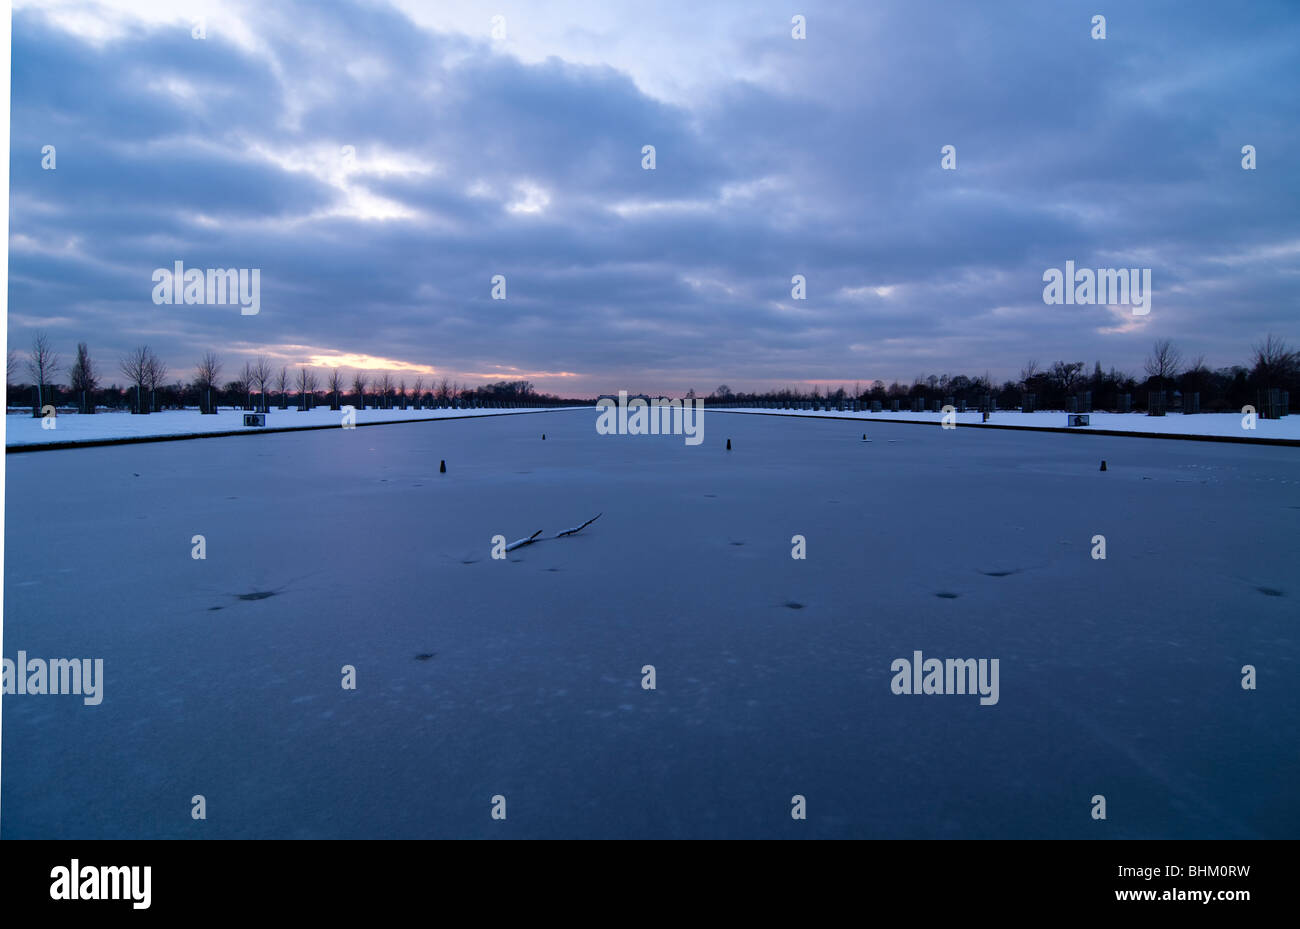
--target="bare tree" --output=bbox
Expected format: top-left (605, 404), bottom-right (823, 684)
top-left (296, 366), bottom-right (319, 410)
top-left (27, 331), bottom-right (61, 416)
top-left (250, 355), bottom-right (273, 412)
top-left (436, 376), bottom-right (450, 405)
top-left (227, 367), bottom-right (250, 410)
top-left (326, 368), bottom-right (344, 410)
top-left (7, 348), bottom-right (17, 385)
top-left (145, 351), bottom-right (168, 411)
top-left (1250, 334), bottom-right (1297, 385)
top-left (194, 352), bottom-right (222, 413)
top-left (67, 342), bottom-right (99, 413)
top-left (412, 375), bottom-right (424, 410)
top-left (351, 370), bottom-right (368, 409)
top-left (377, 372), bottom-right (393, 409)
top-left (120, 345), bottom-right (151, 414)
top-left (1050, 361), bottom-right (1085, 396)
top-left (1144, 339), bottom-right (1182, 389)
top-left (276, 367), bottom-right (290, 409)
top-left (240, 361), bottom-right (255, 410)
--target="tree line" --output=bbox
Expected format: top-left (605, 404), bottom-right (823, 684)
top-left (7, 333), bottom-right (1295, 415)
top-left (5, 336), bottom-right (581, 415)
top-left (698, 337), bottom-right (1297, 413)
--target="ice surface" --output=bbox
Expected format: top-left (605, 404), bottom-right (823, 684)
top-left (2, 409), bottom-right (1297, 838)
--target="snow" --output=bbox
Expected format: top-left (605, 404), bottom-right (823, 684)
top-left (4, 406), bottom-right (583, 448)
top-left (712, 407), bottom-right (1300, 442)
top-left (3, 409), bottom-right (1297, 838)
top-left (9, 407), bottom-right (1297, 449)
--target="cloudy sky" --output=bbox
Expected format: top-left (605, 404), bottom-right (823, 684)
top-left (9, 0), bottom-right (1299, 396)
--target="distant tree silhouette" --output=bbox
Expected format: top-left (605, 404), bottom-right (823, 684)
top-left (296, 366), bottom-right (318, 410)
top-left (194, 352), bottom-right (222, 413)
top-left (1250, 334), bottom-right (1297, 388)
top-left (326, 368), bottom-right (344, 410)
top-left (119, 346), bottom-right (152, 414)
top-left (1144, 339), bottom-right (1182, 391)
top-left (67, 342), bottom-right (98, 413)
top-left (144, 352), bottom-right (168, 411)
top-left (276, 366), bottom-right (290, 409)
top-left (250, 355), bottom-right (273, 412)
top-left (27, 331), bottom-right (60, 416)
top-left (351, 371), bottom-right (368, 409)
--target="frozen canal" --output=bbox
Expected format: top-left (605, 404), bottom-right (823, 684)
top-left (3, 410), bottom-right (1297, 838)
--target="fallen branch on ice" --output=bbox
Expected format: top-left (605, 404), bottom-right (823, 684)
top-left (502, 514), bottom-right (602, 555)
top-left (554, 513), bottom-right (602, 539)
top-left (504, 529), bottom-right (544, 552)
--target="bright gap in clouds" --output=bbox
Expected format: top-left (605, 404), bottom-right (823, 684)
top-left (304, 352), bottom-right (437, 374)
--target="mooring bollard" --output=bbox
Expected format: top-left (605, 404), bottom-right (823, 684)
top-left (1099, 460), bottom-right (1107, 472)
top-left (440, 460), bottom-right (447, 473)
top-left (726, 438), bottom-right (732, 450)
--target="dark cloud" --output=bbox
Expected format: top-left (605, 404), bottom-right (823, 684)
top-left (9, 0), bottom-right (1300, 394)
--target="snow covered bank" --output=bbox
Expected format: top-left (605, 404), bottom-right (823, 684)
top-left (711, 407), bottom-right (1300, 444)
top-left (11, 406), bottom-right (1296, 450)
top-left (5, 406), bottom-right (586, 450)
